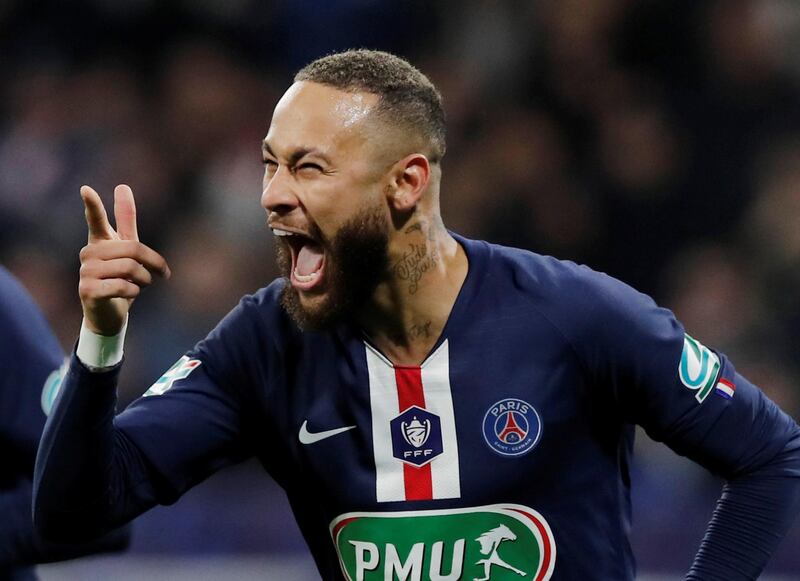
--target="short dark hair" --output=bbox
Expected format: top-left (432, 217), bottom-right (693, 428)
top-left (295, 49), bottom-right (446, 162)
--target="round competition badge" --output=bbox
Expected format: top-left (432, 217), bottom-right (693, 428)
top-left (482, 398), bottom-right (542, 457)
top-left (41, 357), bottom-right (68, 416)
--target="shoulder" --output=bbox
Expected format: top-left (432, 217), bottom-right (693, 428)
top-left (196, 278), bottom-right (300, 359)
top-left (237, 279), bottom-right (287, 319)
top-left (0, 266), bottom-right (39, 324)
top-left (474, 239), bottom-right (678, 349)
top-left (203, 278), bottom-right (289, 333)
top-left (479, 240), bottom-right (648, 312)
top-left (0, 266), bottom-right (61, 353)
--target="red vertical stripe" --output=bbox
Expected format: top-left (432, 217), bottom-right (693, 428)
top-left (394, 366), bottom-right (433, 501)
top-left (403, 463), bottom-right (432, 500)
top-left (395, 366), bottom-right (426, 410)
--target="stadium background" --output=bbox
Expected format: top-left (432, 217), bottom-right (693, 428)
top-left (1, 0), bottom-right (799, 578)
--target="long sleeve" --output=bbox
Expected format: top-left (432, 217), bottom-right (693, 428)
top-left (545, 263), bottom-right (800, 578)
top-left (686, 430), bottom-right (800, 580)
top-left (34, 296), bottom-right (257, 541)
top-left (33, 355), bottom-right (157, 541)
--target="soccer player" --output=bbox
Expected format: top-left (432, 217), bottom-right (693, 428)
top-left (34, 50), bottom-right (800, 580)
top-left (0, 267), bottom-right (129, 580)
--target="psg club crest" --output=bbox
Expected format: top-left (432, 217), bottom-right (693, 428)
top-left (482, 398), bottom-right (542, 457)
top-left (390, 405), bottom-right (443, 467)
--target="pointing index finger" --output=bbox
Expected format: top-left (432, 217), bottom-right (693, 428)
top-left (81, 185), bottom-right (116, 243)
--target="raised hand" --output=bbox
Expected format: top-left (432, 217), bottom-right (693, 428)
top-left (78, 185), bottom-right (170, 335)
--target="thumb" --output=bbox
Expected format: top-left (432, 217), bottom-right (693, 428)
top-left (114, 184), bottom-right (139, 242)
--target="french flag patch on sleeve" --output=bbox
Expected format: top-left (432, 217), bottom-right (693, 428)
top-left (715, 378), bottom-right (736, 400)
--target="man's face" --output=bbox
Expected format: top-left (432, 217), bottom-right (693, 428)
top-left (261, 81), bottom-right (391, 328)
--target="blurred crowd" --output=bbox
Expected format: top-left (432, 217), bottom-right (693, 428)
top-left (2, 0), bottom-right (800, 575)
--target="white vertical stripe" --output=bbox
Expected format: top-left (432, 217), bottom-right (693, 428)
top-left (365, 346), bottom-right (406, 502)
top-left (420, 340), bottom-right (461, 500)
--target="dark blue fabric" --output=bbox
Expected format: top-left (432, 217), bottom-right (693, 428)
top-left (687, 431), bottom-right (800, 580)
top-left (0, 267), bottom-right (129, 577)
top-left (33, 238), bottom-right (800, 579)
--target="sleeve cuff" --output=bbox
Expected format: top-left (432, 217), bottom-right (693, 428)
top-left (76, 317), bottom-right (128, 370)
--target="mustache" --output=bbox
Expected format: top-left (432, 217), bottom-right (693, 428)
top-left (267, 218), bottom-right (327, 247)
top-left (277, 203), bottom-right (390, 330)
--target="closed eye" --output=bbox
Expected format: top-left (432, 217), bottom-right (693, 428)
top-left (262, 159), bottom-right (278, 176)
top-left (295, 162), bottom-right (325, 176)
top-left (262, 158), bottom-right (326, 177)
top-left (298, 162), bottom-right (323, 172)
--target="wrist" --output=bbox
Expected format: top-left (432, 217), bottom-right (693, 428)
top-left (76, 316), bottom-right (128, 370)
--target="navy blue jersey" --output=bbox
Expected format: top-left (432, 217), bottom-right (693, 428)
top-left (0, 267), bottom-right (64, 474)
top-left (35, 236), bottom-right (800, 580)
top-left (0, 267), bottom-right (129, 579)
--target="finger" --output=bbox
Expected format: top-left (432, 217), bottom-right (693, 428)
top-left (114, 184), bottom-right (139, 242)
top-left (79, 278), bottom-right (141, 300)
top-left (81, 185), bottom-right (116, 243)
top-left (81, 240), bottom-right (171, 279)
top-left (80, 258), bottom-right (154, 288)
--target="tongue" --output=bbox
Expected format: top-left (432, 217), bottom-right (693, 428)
top-left (296, 242), bottom-right (324, 276)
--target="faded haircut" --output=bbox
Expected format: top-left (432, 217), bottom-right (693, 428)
top-left (294, 49), bottom-right (446, 163)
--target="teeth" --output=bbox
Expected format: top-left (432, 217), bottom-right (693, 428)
top-left (293, 269), bottom-right (321, 283)
top-left (272, 228), bottom-right (294, 237)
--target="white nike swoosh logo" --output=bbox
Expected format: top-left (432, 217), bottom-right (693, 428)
top-left (298, 420), bottom-right (357, 445)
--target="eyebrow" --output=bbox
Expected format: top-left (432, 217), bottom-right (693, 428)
top-left (261, 140), bottom-right (332, 166)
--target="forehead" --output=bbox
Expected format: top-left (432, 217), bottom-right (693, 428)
top-left (265, 81), bottom-right (379, 155)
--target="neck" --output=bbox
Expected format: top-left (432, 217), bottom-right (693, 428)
top-left (358, 216), bottom-right (468, 366)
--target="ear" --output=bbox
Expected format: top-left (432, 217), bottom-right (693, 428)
top-left (386, 154), bottom-right (430, 212)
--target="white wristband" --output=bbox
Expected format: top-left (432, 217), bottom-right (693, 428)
top-left (76, 317), bottom-right (128, 370)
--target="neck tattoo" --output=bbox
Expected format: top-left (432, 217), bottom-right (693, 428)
top-left (393, 221), bottom-right (440, 295)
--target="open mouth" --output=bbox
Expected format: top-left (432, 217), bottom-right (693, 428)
top-left (272, 227), bottom-right (326, 291)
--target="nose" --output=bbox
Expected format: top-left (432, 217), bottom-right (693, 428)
top-left (261, 165), bottom-right (299, 215)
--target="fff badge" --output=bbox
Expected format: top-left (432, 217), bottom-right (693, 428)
top-left (390, 405), bottom-right (443, 466)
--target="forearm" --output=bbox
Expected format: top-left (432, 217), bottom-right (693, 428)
top-left (687, 431), bottom-right (800, 580)
top-left (33, 353), bottom-right (155, 541)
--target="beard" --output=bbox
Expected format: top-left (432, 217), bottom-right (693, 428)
top-left (276, 204), bottom-right (390, 330)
